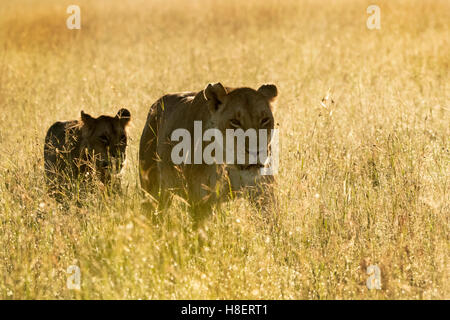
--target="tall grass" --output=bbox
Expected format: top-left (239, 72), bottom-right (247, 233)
top-left (0, 0), bottom-right (448, 299)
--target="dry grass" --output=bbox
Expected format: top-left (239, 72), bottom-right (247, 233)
top-left (0, 0), bottom-right (449, 299)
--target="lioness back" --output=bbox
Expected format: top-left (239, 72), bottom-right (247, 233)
top-left (139, 91), bottom-right (209, 198)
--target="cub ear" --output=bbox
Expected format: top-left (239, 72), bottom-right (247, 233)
top-left (80, 110), bottom-right (95, 127)
top-left (204, 82), bottom-right (227, 113)
top-left (257, 84), bottom-right (278, 102)
top-left (116, 108), bottom-right (131, 126)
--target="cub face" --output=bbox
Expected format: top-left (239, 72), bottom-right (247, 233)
top-left (79, 108), bottom-right (131, 179)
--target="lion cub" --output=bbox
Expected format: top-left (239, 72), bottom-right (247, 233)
top-left (44, 108), bottom-right (131, 200)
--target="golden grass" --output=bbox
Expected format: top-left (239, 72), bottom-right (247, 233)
top-left (0, 0), bottom-right (449, 299)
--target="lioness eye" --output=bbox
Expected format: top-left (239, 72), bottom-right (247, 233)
top-left (230, 119), bottom-right (241, 128)
top-left (261, 117), bottom-right (271, 126)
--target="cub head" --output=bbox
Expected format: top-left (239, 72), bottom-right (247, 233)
top-left (204, 82), bottom-right (277, 176)
top-left (79, 108), bottom-right (131, 179)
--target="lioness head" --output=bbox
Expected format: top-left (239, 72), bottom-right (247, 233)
top-left (79, 108), bottom-right (131, 180)
top-left (204, 83), bottom-right (277, 177)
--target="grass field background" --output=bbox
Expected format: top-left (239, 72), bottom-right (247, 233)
top-left (0, 0), bottom-right (448, 299)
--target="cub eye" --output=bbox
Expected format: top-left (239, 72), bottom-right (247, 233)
top-left (260, 117), bottom-right (271, 127)
top-left (230, 119), bottom-right (241, 128)
top-left (98, 135), bottom-right (109, 144)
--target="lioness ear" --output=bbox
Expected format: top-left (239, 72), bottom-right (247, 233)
top-left (257, 84), bottom-right (278, 102)
top-left (204, 82), bottom-right (227, 113)
top-left (80, 110), bottom-right (95, 127)
top-left (116, 108), bottom-right (131, 126)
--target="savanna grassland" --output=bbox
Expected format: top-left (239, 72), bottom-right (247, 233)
top-left (0, 0), bottom-right (448, 299)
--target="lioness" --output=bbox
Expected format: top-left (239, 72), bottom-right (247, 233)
top-left (44, 108), bottom-right (131, 200)
top-left (139, 83), bottom-right (278, 214)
